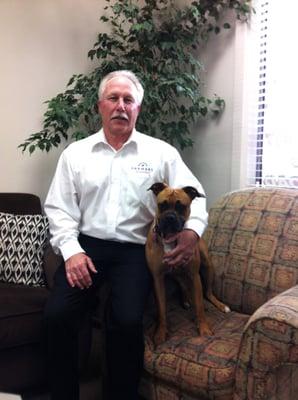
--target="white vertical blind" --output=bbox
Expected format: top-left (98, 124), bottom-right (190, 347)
top-left (247, 0), bottom-right (298, 188)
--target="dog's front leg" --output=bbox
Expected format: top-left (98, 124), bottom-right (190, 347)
top-left (192, 271), bottom-right (213, 336)
top-left (152, 273), bottom-right (167, 346)
top-left (199, 240), bottom-right (231, 313)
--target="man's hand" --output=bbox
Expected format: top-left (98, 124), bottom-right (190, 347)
top-left (65, 253), bottom-right (97, 289)
top-left (163, 229), bottom-right (199, 269)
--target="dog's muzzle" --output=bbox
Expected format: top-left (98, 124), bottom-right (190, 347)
top-left (158, 211), bottom-right (185, 238)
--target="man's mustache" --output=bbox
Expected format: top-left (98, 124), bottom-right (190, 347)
top-left (111, 113), bottom-right (129, 121)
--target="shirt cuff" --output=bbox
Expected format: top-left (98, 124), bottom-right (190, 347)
top-left (59, 240), bottom-right (86, 261)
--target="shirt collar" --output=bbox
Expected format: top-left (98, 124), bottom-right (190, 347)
top-left (91, 128), bottom-right (140, 151)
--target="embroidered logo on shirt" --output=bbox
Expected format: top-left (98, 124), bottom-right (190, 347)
top-left (131, 162), bottom-right (153, 174)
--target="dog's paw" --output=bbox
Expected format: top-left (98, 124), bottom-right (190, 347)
top-left (198, 322), bottom-right (213, 337)
top-left (224, 305), bottom-right (231, 313)
top-left (154, 328), bottom-right (167, 346)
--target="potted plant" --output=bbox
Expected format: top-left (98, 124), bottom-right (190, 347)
top-left (19, 0), bottom-right (252, 153)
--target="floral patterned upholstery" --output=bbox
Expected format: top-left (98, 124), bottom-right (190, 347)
top-left (140, 188), bottom-right (298, 400)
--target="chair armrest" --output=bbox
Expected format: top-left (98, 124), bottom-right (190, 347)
top-left (234, 285), bottom-right (298, 400)
top-left (43, 243), bottom-right (63, 289)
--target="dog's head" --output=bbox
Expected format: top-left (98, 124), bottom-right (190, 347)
top-left (148, 182), bottom-right (205, 239)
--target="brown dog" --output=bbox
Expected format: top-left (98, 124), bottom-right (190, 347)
top-left (146, 182), bottom-right (230, 346)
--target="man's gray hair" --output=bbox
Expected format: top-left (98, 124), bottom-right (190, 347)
top-left (98, 70), bottom-right (144, 105)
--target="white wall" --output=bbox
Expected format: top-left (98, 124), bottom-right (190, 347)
top-left (183, 17), bottom-right (245, 208)
top-left (0, 0), bottom-right (102, 201)
top-left (0, 1), bottom-right (244, 208)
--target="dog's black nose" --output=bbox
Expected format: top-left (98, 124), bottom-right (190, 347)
top-left (164, 212), bottom-right (177, 223)
top-left (159, 212), bottom-right (185, 236)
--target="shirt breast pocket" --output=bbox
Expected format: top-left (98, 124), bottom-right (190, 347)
top-left (124, 173), bottom-right (152, 207)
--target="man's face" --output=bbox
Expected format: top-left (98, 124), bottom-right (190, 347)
top-left (98, 77), bottom-right (141, 137)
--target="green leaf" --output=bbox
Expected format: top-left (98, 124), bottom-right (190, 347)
top-left (67, 76), bottom-right (75, 86)
top-left (200, 107), bottom-right (208, 116)
top-left (29, 145), bottom-right (35, 154)
top-left (87, 50), bottom-right (96, 60)
top-left (100, 16), bottom-right (109, 22)
top-left (45, 142), bottom-right (51, 152)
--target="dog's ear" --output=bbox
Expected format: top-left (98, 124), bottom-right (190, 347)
top-left (148, 182), bottom-right (168, 196)
top-left (182, 186), bottom-right (205, 200)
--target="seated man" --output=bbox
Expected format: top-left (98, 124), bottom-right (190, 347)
top-left (44, 69), bottom-right (208, 400)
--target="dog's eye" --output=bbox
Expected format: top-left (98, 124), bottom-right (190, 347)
top-left (158, 201), bottom-right (169, 212)
top-left (175, 201), bottom-right (186, 213)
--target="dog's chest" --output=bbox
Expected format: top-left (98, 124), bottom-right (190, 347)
top-left (162, 240), bottom-right (176, 253)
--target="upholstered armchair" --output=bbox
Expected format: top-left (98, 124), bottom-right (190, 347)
top-left (140, 187), bottom-right (298, 400)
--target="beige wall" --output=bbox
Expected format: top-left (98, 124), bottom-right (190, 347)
top-left (0, 0), bottom-right (102, 201)
top-left (173, 0), bottom-right (248, 208)
top-left (183, 15), bottom-right (244, 208)
top-left (0, 1), bottom-right (243, 208)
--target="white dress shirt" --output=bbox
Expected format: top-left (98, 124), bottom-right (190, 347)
top-left (44, 129), bottom-right (208, 261)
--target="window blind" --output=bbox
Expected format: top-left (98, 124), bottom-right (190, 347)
top-left (247, 0), bottom-right (298, 188)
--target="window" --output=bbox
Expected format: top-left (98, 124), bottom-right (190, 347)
top-left (245, 0), bottom-right (298, 188)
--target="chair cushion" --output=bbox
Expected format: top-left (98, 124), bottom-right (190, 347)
top-left (0, 212), bottom-right (49, 286)
top-left (142, 298), bottom-right (249, 399)
top-left (0, 282), bottom-right (49, 349)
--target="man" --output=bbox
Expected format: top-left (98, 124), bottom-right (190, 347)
top-left (44, 70), bottom-right (208, 400)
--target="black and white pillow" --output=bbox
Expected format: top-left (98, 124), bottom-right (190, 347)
top-left (0, 212), bottom-right (49, 286)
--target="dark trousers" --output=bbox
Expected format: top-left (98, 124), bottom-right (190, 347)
top-left (44, 234), bottom-right (152, 400)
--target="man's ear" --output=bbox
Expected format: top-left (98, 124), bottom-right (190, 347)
top-left (148, 182), bottom-right (168, 196)
top-left (97, 100), bottom-right (102, 114)
top-left (182, 186), bottom-right (205, 200)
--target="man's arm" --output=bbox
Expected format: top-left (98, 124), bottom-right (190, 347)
top-left (45, 151), bottom-right (84, 260)
top-left (45, 151), bottom-right (96, 288)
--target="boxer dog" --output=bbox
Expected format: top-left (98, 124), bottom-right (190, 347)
top-left (146, 182), bottom-right (230, 346)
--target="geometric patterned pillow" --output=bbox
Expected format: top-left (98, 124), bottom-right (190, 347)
top-left (0, 212), bottom-right (49, 286)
